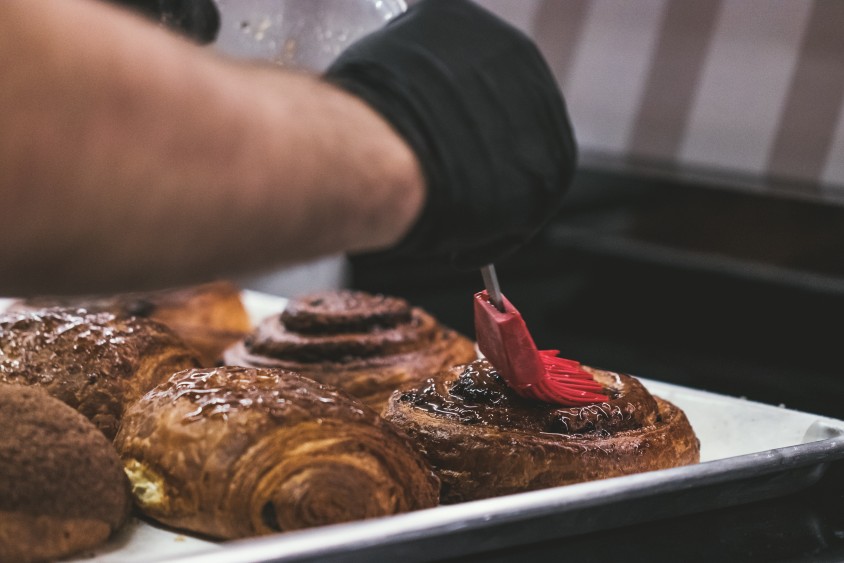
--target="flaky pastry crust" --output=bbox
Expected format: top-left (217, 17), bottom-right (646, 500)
top-left (0, 309), bottom-right (200, 438)
top-left (384, 359), bottom-right (700, 503)
top-left (224, 291), bottom-right (476, 409)
top-left (10, 280), bottom-right (251, 366)
top-left (114, 366), bottom-right (440, 539)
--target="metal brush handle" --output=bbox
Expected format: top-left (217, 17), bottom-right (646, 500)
top-left (481, 264), bottom-right (505, 312)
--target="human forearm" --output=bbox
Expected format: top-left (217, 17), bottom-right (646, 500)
top-left (0, 0), bottom-right (423, 295)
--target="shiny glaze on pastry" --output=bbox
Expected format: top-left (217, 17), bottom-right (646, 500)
top-left (10, 281), bottom-right (251, 366)
top-left (114, 366), bottom-right (440, 539)
top-left (385, 359), bottom-right (700, 503)
top-left (224, 291), bottom-right (476, 409)
top-left (0, 309), bottom-right (200, 438)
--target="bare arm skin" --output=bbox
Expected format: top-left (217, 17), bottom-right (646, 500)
top-left (0, 0), bottom-right (425, 295)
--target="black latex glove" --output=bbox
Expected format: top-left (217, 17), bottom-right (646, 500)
top-left (325, 0), bottom-right (577, 268)
top-left (107, 0), bottom-right (220, 44)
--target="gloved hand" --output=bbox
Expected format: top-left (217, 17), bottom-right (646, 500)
top-left (325, 0), bottom-right (576, 268)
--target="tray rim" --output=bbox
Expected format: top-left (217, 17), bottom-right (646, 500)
top-left (9, 290), bottom-right (835, 562)
top-left (149, 291), bottom-right (844, 563)
top-left (158, 426), bottom-right (844, 563)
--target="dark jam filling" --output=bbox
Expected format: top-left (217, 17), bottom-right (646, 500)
top-left (399, 360), bottom-right (649, 436)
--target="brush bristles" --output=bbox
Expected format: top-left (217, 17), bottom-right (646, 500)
top-left (519, 351), bottom-right (609, 405)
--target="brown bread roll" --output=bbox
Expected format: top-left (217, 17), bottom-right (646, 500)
top-left (9, 280), bottom-right (251, 366)
top-left (384, 359), bottom-right (700, 503)
top-left (0, 385), bottom-right (131, 563)
top-left (114, 366), bottom-right (440, 539)
top-left (223, 290), bottom-right (477, 410)
top-left (0, 309), bottom-right (200, 439)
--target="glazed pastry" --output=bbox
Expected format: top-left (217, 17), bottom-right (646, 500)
top-left (0, 385), bottom-right (130, 563)
top-left (114, 366), bottom-right (440, 539)
top-left (9, 280), bottom-right (251, 366)
top-left (224, 290), bottom-right (476, 410)
top-left (0, 309), bottom-right (200, 439)
top-left (384, 359), bottom-right (700, 503)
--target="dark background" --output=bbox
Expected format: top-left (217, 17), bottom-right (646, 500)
top-left (353, 165), bottom-right (844, 421)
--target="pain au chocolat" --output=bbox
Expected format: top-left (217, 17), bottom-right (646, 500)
top-left (9, 280), bottom-right (251, 366)
top-left (224, 291), bottom-right (476, 410)
top-left (0, 309), bottom-right (200, 439)
top-left (114, 366), bottom-right (440, 539)
top-left (384, 359), bottom-right (700, 504)
top-left (0, 385), bottom-right (130, 563)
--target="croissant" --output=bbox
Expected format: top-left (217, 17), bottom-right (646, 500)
top-left (0, 385), bottom-right (130, 563)
top-left (9, 280), bottom-right (251, 366)
top-left (384, 359), bottom-right (700, 503)
top-left (0, 309), bottom-right (200, 439)
top-left (224, 291), bottom-right (476, 410)
top-left (114, 366), bottom-right (440, 539)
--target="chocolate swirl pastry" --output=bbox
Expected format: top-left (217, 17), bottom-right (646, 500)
top-left (0, 309), bottom-right (200, 439)
top-left (0, 385), bottom-right (130, 563)
top-left (114, 366), bottom-right (440, 539)
top-left (384, 359), bottom-right (700, 504)
top-left (224, 291), bottom-right (476, 409)
top-left (9, 280), bottom-right (251, 366)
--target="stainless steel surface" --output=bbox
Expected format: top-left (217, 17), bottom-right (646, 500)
top-left (481, 264), bottom-right (504, 312)
top-left (211, 0), bottom-right (405, 299)
top-left (53, 293), bottom-right (844, 562)
top-left (142, 293), bottom-right (844, 563)
top-left (211, 0), bottom-right (406, 71)
top-left (159, 423), bottom-right (844, 563)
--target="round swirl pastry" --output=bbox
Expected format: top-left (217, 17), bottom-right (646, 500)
top-left (0, 309), bottom-right (200, 439)
top-left (9, 280), bottom-right (251, 366)
top-left (224, 291), bottom-right (476, 409)
top-left (0, 385), bottom-right (130, 563)
top-left (114, 366), bottom-right (440, 539)
top-left (384, 359), bottom-right (700, 503)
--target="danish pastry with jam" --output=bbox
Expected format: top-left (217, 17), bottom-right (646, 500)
top-left (384, 359), bottom-right (700, 503)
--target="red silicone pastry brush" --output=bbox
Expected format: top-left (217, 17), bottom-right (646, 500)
top-left (474, 264), bottom-right (608, 406)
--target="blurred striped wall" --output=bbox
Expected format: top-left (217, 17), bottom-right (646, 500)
top-left (471, 0), bottom-right (844, 199)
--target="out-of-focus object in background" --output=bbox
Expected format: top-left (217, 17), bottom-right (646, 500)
top-left (212, 0), bottom-right (406, 71)
top-left (212, 0), bottom-right (407, 297)
top-left (108, 0), bottom-right (407, 297)
top-left (8, 280), bottom-right (251, 367)
top-left (0, 385), bottom-right (131, 563)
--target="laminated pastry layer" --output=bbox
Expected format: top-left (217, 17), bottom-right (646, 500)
top-left (384, 359), bottom-right (700, 503)
top-left (224, 291), bottom-right (476, 409)
top-left (0, 309), bottom-right (200, 439)
top-left (9, 281), bottom-right (251, 366)
top-left (114, 366), bottom-right (440, 540)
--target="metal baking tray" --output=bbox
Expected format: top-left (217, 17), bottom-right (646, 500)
top-left (55, 291), bottom-right (844, 563)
